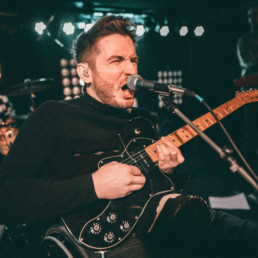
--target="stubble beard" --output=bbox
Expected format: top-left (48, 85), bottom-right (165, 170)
top-left (91, 70), bottom-right (133, 110)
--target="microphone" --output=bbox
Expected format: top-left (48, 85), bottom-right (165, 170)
top-left (127, 74), bottom-right (195, 97)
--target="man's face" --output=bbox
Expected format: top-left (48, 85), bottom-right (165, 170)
top-left (86, 34), bottom-right (138, 109)
top-left (248, 6), bottom-right (258, 29)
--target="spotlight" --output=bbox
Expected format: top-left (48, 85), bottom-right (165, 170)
top-left (160, 26), bottom-right (169, 36)
top-left (63, 87), bottom-right (72, 96)
top-left (72, 86), bottom-right (81, 95)
top-left (63, 22), bottom-right (75, 35)
top-left (69, 59), bottom-right (76, 67)
top-left (35, 22), bottom-right (46, 35)
top-left (179, 26), bottom-right (188, 36)
top-left (64, 96), bottom-right (72, 100)
top-left (194, 26), bottom-right (205, 36)
top-left (62, 78), bottom-right (71, 87)
top-left (70, 68), bottom-right (77, 76)
top-left (136, 25), bottom-right (145, 36)
top-left (71, 77), bottom-right (79, 86)
top-left (78, 22), bottom-right (86, 29)
top-left (84, 23), bottom-right (94, 32)
top-left (60, 59), bottom-right (69, 67)
top-left (61, 68), bottom-right (70, 77)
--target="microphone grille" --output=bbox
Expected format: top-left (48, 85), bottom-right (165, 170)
top-left (127, 74), bottom-right (142, 91)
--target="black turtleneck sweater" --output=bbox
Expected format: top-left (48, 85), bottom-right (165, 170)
top-left (0, 94), bottom-right (152, 224)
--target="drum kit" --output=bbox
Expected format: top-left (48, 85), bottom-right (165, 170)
top-left (0, 78), bottom-right (55, 160)
top-left (0, 77), bottom-right (56, 257)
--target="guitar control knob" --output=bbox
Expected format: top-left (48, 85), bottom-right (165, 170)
top-left (107, 212), bottom-right (117, 223)
top-left (104, 232), bottom-right (115, 243)
top-left (90, 223), bottom-right (102, 234)
top-left (120, 221), bottom-right (130, 232)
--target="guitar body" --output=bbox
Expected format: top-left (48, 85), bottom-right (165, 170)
top-left (44, 117), bottom-right (177, 250)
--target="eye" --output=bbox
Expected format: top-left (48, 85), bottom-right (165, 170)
top-left (111, 58), bottom-right (123, 63)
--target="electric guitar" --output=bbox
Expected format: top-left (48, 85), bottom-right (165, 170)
top-left (45, 89), bottom-right (257, 251)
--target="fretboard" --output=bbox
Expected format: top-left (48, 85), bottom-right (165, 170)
top-left (145, 94), bottom-right (246, 162)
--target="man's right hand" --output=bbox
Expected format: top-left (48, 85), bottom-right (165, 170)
top-left (92, 161), bottom-right (146, 199)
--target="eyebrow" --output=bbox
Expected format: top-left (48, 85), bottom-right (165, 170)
top-left (108, 55), bottom-right (138, 61)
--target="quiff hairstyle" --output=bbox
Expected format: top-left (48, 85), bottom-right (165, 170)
top-left (72, 15), bottom-right (138, 65)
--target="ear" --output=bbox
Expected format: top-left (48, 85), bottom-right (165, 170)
top-left (77, 63), bottom-right (92, 84)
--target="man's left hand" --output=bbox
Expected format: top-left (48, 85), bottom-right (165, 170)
top-left (156, 137), bottom-right (185, 174)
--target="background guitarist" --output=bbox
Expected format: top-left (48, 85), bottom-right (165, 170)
top-left (236, 1), bottom-right (258, 172)
top-left (0, 15), bottom-right (258, 257)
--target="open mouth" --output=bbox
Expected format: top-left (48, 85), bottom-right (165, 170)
top-left (122, 84), bottom-right (129, 90)
top-left (121, 84), bottom-right (134, 98)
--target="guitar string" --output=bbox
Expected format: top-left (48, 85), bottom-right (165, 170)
top-left (106, 93), bottom-right (256, 170)
top-left (116, 142), bottom-right (159, 168)
top-left (117, 101), bottom-right (231, 167)
top-left (120, 149), bottom-right (153, 166)
top-left (116, 135), bottom-right (181, 168)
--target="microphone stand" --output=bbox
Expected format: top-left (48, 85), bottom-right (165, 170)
top-left (24, 78), bottom-right (36, 113)
top-left (161, 94), bottom-right (258, 192)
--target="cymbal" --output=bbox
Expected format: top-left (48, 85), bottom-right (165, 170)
top-left (0, 78), bottom-right (55, 97)
top-left (14, 114), bottom-right (29, 120)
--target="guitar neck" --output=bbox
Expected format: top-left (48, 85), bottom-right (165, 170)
top-left (145, 94), bottom-right (246, 162)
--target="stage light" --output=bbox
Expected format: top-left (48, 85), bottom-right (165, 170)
top-left (136, 25), bottom-right (145, 36)
top-left (194, 26), bottom-right (205, 36)
top-left (35, 22), bottom-right (46, 35)
top-left (179, 26), bottom-right (188, 36)
top-left (62, 78), bottom-right (71, 87)
top-left (84, 23), bottom-right (94, 32)
top-left (157, 69), bottom-right (183, 107)
top-left (64, 96), bottom-right (72, 100)
top-left (63, 22), bottom-right (75, 35)
top-left (93, 12), bottom-right (104, 17)
top-left (71, 77), bottom-right (79, 86)
top-left (78, 22), bottom-right (86, 29)
top-left (61, 68), bottom-right (70, 77)
top-left (63, 87), bottom-right (72, 96)
top-left (160, 25), bottom-right (169, 36)
top-left (60, 58), bottom-right (69, 67)
top-left (69, 59), bottom-right (76, 66)
top-left (70, 68), bottom-right (77, 76)
top-left (72, 86), bottom-right (81, 95)
top-left (60, 58), bottom-right (84, 99)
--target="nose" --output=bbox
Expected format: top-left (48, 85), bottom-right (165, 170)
top-left (124, 59), bottom-right (137, 76)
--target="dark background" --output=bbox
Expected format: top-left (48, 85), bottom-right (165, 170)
top-left (1, 0), bottom-right (255, 158)
top-left (0, 1), bottom-right (258, 255)
top-left (0, 0), bottom-right (258, 256)
top-left (0, 0), bottom-right (257, 193)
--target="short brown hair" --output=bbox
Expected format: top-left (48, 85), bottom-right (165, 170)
top-left (72, 15), bottom-right (137, 65)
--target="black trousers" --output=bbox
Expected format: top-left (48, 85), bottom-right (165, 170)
top-left (42, 194), bottom-right (258, 258)
top-left (106, 210), bottom-right (258, 258)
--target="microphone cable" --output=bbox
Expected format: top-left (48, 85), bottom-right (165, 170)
top-left (194, 93), bottom-right (258, 183)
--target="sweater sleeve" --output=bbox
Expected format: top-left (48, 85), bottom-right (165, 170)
top-left (0, 102), bottom-right (99, 224)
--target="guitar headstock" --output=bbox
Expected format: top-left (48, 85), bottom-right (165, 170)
top-left (236, 89), bottom-right (258, 103)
